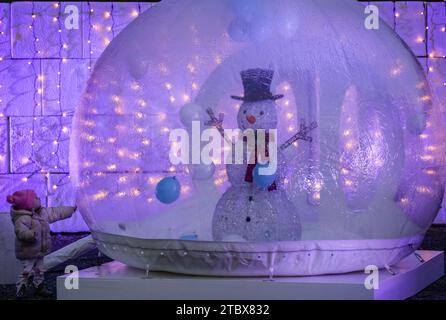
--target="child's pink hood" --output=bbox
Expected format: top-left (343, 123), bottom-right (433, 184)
top-left (6, 189), bottom-right (37, 211)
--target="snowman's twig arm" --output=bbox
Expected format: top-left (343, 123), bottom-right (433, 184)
top-left (280, 120), bottom-right (318, 151)
top-left (205, 108), bottom-right (234, 146)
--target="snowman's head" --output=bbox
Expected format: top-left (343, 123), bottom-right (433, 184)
top-left (237, 100), bottom-right (278, 131)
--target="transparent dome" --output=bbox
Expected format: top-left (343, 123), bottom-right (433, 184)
top-left (70, 0), bottom-right (446, 276)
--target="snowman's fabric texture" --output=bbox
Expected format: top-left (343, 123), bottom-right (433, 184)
top-left (212, 158), bottom-right (302, 241)
top-left (212, 69), bottom-right (302, 241)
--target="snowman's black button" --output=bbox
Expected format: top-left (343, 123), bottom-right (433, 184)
top-left (246, 217), bottom-right (251, 222)
top-left (248, 196), bottom-right (253, 201)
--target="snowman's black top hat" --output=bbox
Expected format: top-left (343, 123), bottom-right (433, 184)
top-left (231, 68), bottom-right (284, 102)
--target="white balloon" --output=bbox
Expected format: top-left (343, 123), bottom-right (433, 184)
top-left (228, 18), bottom-right (251, 42)
top-left (180, 103), bottom-right (205, 127)
top-left (192, 163), bottom-right (216, 180)
top-left (249, 17), bottom-right (273, 42)
top-left (276, 17), bottom-right (298, 39)
top-left (127, 54), bottom-right (149, 80)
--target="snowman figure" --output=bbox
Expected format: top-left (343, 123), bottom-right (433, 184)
top-left (207, 68), bottom-right (316, 242)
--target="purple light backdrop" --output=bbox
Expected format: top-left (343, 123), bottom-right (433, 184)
top-left (0, 1), bottom-right (445, 232)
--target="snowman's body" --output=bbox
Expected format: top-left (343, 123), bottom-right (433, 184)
top-left (212, 99), bottom-right (302, 241)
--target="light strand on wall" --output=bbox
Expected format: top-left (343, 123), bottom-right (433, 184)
top-left (111, 2), bottom-right (115, 39)
top-left (53, 1), bottom-right (76, 193)
top-left (23, 1), bottom-right (42, 182)
top-left (0, 0), bottom-right (5, 169)
top-left (424, 2), bottom-right (430, 72)
top-left (87, 2), bottom-right (93, 71)
top-left (427, 2), bottom-right (435, 60)
top-left (50, 0), bottom-right (64, 188)
top-left (0, 6), bottom-right (6, 60)
top-left (427, 2), bottom-right (446, 59)
top-left (0, 7), bottom-right (4, 122)
top-left (392, 1), bottom-right (397, 30)
top-left (25, 2), bottom-right (67, 186)
top-left (48, 1), bottom-right (62, 174)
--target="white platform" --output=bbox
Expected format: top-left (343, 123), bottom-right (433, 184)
top-left (57, 250), bottom-right (444, 300)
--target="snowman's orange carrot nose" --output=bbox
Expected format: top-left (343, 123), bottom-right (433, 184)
top-left (247, 115), bottom-right (256, 124)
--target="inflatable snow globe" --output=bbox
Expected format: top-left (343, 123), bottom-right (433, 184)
top-left (71, 0), bottom-right (446, 276)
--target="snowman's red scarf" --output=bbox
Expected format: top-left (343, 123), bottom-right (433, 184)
top-left (243, 132), bottom-right (277, 191)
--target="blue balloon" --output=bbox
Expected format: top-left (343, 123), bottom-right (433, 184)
top-left (180, 233), bottom-right (198, 241)
top-left (253, 163), bottom-right (277, 189)
top-left (155, 177), bottom-right (181, 204)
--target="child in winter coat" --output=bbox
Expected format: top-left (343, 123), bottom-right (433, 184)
top-left (6, 189), bottom-right (77, 298)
